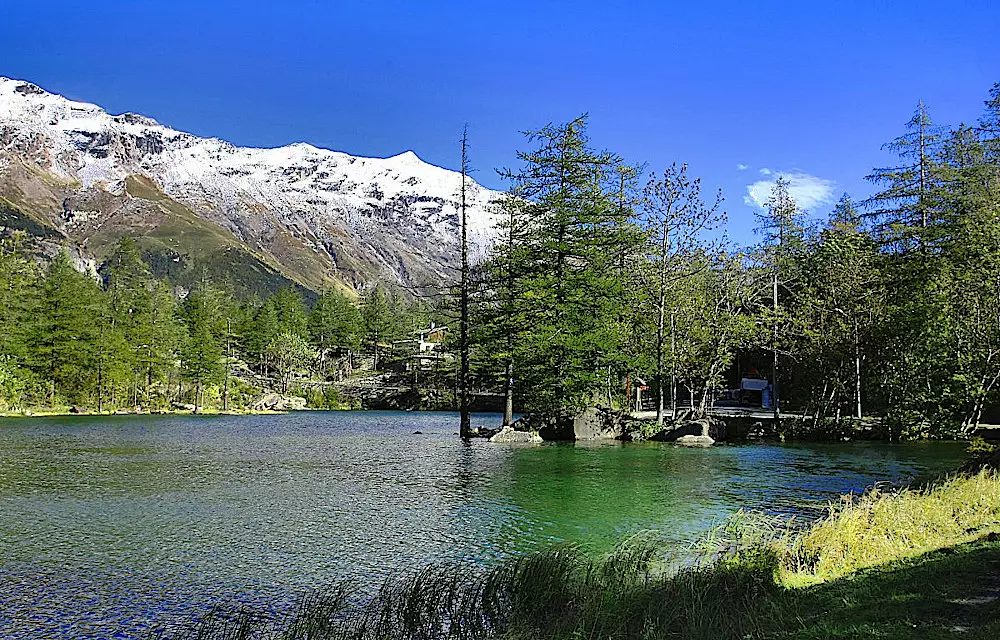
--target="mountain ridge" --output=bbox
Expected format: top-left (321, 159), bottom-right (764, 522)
top-left (0, 76), bottom-right (499, 297)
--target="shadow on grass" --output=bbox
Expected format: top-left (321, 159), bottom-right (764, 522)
top-left (781, 534), bottom-right (1000, 640)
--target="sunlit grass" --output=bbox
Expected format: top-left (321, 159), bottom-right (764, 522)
top-left (785, 470), bottom-right (1000, 584)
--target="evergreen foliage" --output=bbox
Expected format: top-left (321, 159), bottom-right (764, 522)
top-left (4, 82), bottom-right (1000, 436)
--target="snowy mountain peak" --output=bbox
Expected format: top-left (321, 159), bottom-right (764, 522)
top-left (0, 77), bottom-right (500, 294)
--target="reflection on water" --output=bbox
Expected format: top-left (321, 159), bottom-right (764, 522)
top-left (0, 411), bottom-right (967, 638)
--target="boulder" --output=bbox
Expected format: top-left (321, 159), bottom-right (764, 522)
top-left (649, 417), bottom-right (724, 445)
top-left (573, 407), bottom-right (630, 440)
top-left (675, 434), bottom-right (715, 447)
top-left (489, 426), bottom-right (543, 443)
top-left (527, 407), bottom-right (632, 441)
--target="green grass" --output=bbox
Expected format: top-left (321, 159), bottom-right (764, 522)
top-left (781, 536), bottom-right (1000, 639)
top-left (784, 471), bottom-right (1000, 583)
top-left (154, 471), bottom-right (1000, 639)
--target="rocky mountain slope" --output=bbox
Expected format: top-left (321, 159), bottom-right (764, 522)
top-left (0, 77), bottom-right (499, 297)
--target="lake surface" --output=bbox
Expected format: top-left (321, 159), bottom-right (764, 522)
top-left (0, 411), bottom-right (968, 638)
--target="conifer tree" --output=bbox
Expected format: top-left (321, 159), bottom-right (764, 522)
top-left (181, 287), bottom-right (225, 413)
top-left (496, 116), bottom-right (644, 413)
top-left (362, 288), bottom-right (393, 371)
top-left (309, 289), bottom-right (362, 373)
top-left (755, 177), bottom-right (806, 419)
top-left (865, 101), bottom-right (946, 252)
top-left (0, 232), bottom-right (39, 364)
top-left (272, 287), bottom-right (309, 338)
top-left (30, 251), bottom-right (102, 404)
top-left (459, 126), bottom-right (472, 438)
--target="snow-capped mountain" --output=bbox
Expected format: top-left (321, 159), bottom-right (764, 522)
top-left (0, 77), bottom-right (499, 295)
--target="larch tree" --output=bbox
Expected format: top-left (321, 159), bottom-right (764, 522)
top-left (641, 163), bottom-right (725, 424)
top-left (496, 115), bottom-right (644, 414)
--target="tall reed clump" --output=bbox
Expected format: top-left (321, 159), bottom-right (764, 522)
top-left (159, 535), bottom-right (783, 640)
top-left (784, 470), bottom-right (1000, 582)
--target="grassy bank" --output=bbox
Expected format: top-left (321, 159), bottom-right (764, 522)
top-left (157, 466), bottom-right (1000, 640)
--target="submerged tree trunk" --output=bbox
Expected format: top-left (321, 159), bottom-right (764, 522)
top-left (772, 268), bottom-right (780, 421)
top-left (854, 322), bottom-right (863, 420)
top-left (503, 359), bottom-right (514, 426)
top-left (459, 127), bottom-right (472, 439)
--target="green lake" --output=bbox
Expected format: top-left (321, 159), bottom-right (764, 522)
top-left (0, 411), bottom-right (968, 638)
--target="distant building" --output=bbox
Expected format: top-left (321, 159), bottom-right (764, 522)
top-left (418, 323), bottom-right (448, 353)
top-left (393, 323), bottom-right (450, 371)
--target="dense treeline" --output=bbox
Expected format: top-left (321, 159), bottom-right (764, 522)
top-left (3, 83), bottom-right (999, 438)
top-left (0, 235), bottom-right (433, 413)
top-left (470, 83), bottom-right (1000, 438)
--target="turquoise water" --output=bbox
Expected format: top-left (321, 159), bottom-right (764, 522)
top-left (0, 411), bottom-right (968, 638)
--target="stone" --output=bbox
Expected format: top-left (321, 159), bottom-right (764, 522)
top-left (529, 406), bottom-right (632, 441)
top-left (675, 434), bottom-right (715, 447)
top-left (489, 426), bottom-right (542, 443)
top-left (649, 417), bottom-right (726, 444)
top-left (572, 407), bottom-right (630, 440)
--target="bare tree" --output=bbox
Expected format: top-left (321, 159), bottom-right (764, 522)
top-left (642, 163), bottom-right (724, 425)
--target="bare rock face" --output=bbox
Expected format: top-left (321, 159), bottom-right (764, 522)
top-left (251, 393), bottom-right (307, 412)
top-left (0, 77), bottom-right (501, 295)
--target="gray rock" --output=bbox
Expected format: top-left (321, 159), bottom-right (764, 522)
top-left (650, 417), bottom-right (726, 443)
top-left (573, 407), bottom-right (629, 440)
top-left (675, 434), bottom-right (715, 447)
top-left (489, 426), bottom-right (542, 443)
top-left (530, 407), bottom-right (632, 441)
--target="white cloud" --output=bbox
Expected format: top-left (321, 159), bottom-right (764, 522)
top-left (759, 168), bottom-right (772, 176)
top-left (736, 163), bottom-right (749, 171)
top-left (743, 171), bottom-right (836, 212)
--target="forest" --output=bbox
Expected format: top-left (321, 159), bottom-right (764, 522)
top-left (0, 235), bottom-right (432, 414)
top-left (1, 82), bottom-right (999, 440)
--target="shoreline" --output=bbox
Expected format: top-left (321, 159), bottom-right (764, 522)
top-left (1, 407), bottom-right (989, 446)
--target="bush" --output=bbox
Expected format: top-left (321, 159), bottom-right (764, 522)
top-left (299, 385), bottom-right (345, 410)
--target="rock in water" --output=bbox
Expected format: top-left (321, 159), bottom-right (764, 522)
top-left (489, 426), bottom-right (542, 443)
top-left (526, 407), bottom-right (632, 441)
top-left (674, 434), bottom-right (715, 447)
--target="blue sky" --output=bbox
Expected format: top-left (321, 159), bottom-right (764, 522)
top-left (3, 0), bottom-right (999, 244)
